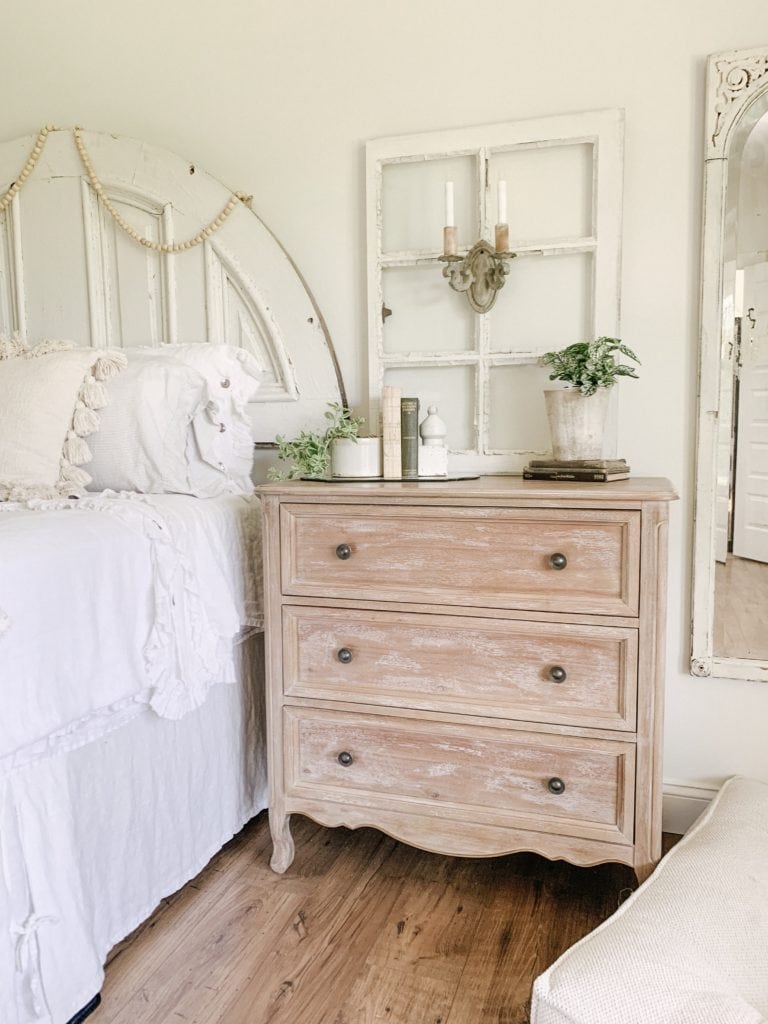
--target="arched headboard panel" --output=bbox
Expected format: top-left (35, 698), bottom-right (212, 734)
top-left (0, 128), bottom-right (344, 443)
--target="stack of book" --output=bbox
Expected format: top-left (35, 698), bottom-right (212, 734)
top-left (522, 458), bottom-right (630, 482)
top-left (381, 386), bottom-right (420, 479)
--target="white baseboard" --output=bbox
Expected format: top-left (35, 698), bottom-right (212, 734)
top-left (662, 781), bottom-right (720, 834)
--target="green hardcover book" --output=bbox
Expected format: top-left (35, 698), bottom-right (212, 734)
top-left (400, 397), bottom-right (420, 479)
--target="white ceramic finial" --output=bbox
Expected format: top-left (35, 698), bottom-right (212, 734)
top-left (419, 405), bottom-right (447, 448)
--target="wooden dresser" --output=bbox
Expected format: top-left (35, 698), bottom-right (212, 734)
top-left (258, 477), bottom-right (677, 881)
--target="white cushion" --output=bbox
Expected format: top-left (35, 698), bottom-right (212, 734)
top-left (87, 357), bottom-right (208, 494)
top-left (127, 344), bottom-right (262, 495)
top-left (531, 776), bottom-right (768, 1024)
top-left (138, 342), bottom-right (262, 408)
top-left (0, 338), bottom-right (126, 501)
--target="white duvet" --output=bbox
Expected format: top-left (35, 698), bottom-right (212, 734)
top-left (0, 493), bottom-right (262, 778)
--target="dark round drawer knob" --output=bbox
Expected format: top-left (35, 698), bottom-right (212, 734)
top-left (337, 751), bottom-right (354, 767)
top-left (549, 665), bottom-right (567, 683)
top-left (335, 543), bottom-right (352, 560)
top-left (549, 552), bottom-right (568, 570)
top-left (547, 777), bottom-right (566, 795)
top-left (337, 647), bottom-right (353, 664)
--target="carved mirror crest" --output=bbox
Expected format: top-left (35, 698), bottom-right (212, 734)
top-left (691, 45), bottom-right (768, 682)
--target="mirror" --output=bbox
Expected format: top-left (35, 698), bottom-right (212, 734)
top-left (692, 46), bottom-right (768, 683)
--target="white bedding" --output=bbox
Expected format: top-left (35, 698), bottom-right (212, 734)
top-left (0, 492), bottom-right (262, 777)
top-left (2, 654), bottom-right (268, 1024)
top-left (0, 493), bottom-right (267, 1024)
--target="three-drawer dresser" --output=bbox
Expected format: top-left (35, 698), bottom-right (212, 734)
top-left (258, 476), bottom-right (677, 882)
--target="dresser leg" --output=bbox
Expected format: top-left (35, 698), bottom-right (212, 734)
top-left (634, 860), bottom-right (656, 885)
top-left (269, 810), bottom-right (295, 873)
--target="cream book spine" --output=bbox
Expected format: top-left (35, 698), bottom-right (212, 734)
top-left (381, 385), bottom-right (402, 478)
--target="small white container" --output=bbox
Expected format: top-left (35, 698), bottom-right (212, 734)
top-left (331, 437), bottom-right (382, 478)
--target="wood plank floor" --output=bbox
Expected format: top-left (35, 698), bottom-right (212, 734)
top-left (93, 813), bottom-right (670, 1024)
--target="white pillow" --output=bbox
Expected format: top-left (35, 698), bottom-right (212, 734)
top-left (129, 344), bottom-right (262, 495)
top-left (0, 338), bottom-right (127, 501)
top-left (87, 357), bottom-right (209, 494)
top-left (138, 343), bottom-right (262, 407)
top-left (86, 346), bottom-right (261, 496)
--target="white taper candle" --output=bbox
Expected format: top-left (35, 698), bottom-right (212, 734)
top-left (497, 179), bottom-right (507, 225)
top-left (444, 181), bottom-right (455, 227)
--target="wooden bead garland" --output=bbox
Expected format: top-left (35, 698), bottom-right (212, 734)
top-left (0, 124), bottom-right (251, 253)
top-left (0, 125), bottom-right (57, 213)
top-left (73, 128), bottom-right (249, 253)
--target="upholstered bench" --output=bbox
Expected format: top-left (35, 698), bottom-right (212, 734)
top-left (531, 776), bottom-right (768, 1024)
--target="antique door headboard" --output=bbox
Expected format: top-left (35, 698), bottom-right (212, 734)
top-left (0, 127), bottom-right (344, 444)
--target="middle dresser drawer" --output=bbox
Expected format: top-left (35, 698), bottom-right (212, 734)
top-left (283, 606), bottom-right (638, 731)
top-left (280, 504), bottom-right (640, 616)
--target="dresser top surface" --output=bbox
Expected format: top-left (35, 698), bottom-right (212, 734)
top-left (257, 475), bottom-right (678, 504)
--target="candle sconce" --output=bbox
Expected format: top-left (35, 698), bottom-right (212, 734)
top-left (439, 226), bottom-right (516, 314)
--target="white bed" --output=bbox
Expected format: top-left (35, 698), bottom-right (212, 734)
top-left (0, 127), bottom-right (345, 1024)
top-left (1, 668), bottom-right (266, 1024)
top-left (0, 493), bottom-right (266, 1024)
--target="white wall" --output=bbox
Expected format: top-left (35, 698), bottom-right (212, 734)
top-left (4, 0), bottom-right (768, 821)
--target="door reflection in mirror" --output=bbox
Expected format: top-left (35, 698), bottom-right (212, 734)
top-left (713, 106), bottom-right (768, 662)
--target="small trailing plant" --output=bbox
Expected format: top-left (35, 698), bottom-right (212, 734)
top-left (541, 337), bottom-right (640, 397)
top-left (268, 402), bottom-right (365, 480)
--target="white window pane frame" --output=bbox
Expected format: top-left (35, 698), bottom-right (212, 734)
top-left (366, 109), bottom-right (624, 473)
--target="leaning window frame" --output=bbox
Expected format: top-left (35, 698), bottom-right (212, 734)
top-left (365, 108), bottom-right (625, 474)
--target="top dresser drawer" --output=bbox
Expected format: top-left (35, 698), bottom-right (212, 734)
top-left (280, 504), bottom-right (640, 616)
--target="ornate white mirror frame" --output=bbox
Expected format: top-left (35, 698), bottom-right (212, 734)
top-left (691, 45), bottom-right (768, 683)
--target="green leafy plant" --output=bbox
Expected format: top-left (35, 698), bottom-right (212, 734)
top-left (268, 402), bottom-right (365, 480)
top-left (541, 337), bottom-right (640, 397)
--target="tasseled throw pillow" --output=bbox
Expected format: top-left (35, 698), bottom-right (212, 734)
top-left (0, 337), bottom-right (127, 501)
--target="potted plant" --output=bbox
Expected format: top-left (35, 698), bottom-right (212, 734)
top-left (541, 337), bottom-right (640, 460)
top-left (268, 402), bottom-right (370, 479)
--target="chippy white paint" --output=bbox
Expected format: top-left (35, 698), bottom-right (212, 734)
top-left (365, 109), bottom-right (624, 473)
top-left (0, 127), bottom-right (343, 444)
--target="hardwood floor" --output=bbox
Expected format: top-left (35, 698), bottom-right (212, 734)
top-left (94, 813), bottom-right (662, 1024)
top-left (714, 554), bottom-right (768, 659)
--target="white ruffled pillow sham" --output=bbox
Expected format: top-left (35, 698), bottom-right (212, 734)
top-left (87, 344), bottom-right (261, 497)
top-left (87, 357), bottom-right (208, 494)
top-left (128, 344), bottom-right (261, 495)
top-left (0, 337), bottom-right (127, 501)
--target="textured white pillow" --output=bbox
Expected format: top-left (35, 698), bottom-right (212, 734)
top-left (87, 357), bottom-right (209, 494)
top-left (531, 777), bottom-right (768, 1024)
top-left (129, 344), bottom-right (262, 495)
top-left (0, 338), bottom-right (127, 501)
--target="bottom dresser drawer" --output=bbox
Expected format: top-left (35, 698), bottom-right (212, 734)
top-left (284, 707), bottom-right (635, 845)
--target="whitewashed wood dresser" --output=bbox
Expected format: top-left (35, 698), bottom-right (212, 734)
top-left (258, 477), bottom-right (677, 881)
